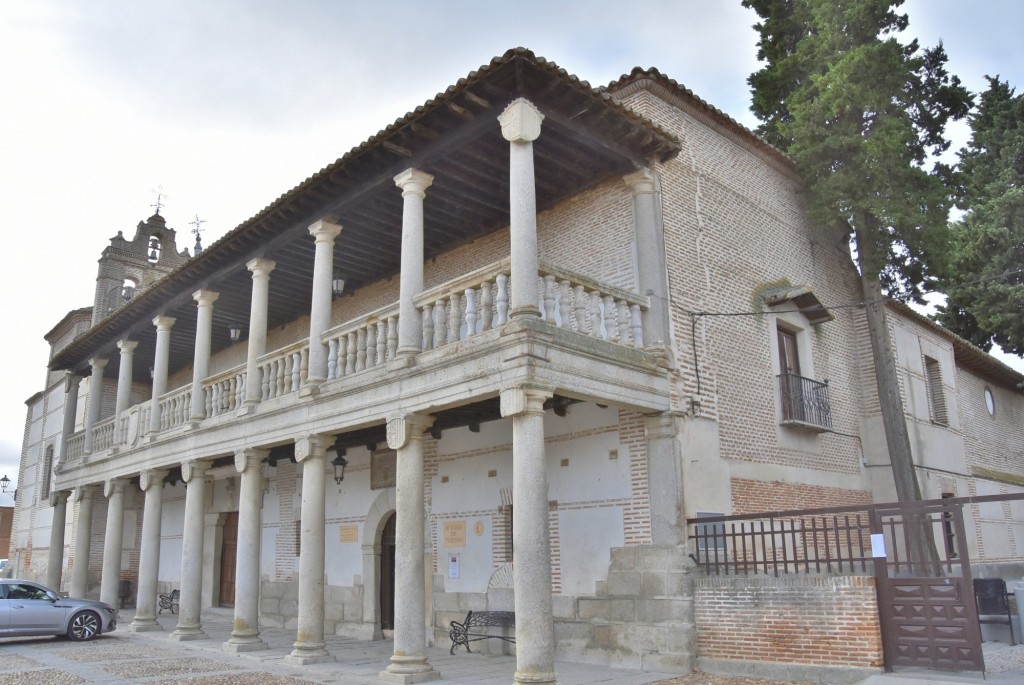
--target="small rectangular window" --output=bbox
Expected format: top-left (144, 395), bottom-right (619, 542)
top-left (694, 512), bottom-right (727, 553)
top-left (924, 356), bottom-right (948, 426)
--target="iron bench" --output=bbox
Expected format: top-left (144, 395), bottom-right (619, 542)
top-left (158, 588), bottom-right (179, 614)
top-left (449, 610), bottom-right (516, 654)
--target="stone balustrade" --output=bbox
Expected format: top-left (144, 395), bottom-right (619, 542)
top-left (92, 418), bottom-right (116, 452)
top-left (324, 306), bottom-right (398, 380)
top-left (60, 260), bottom-right (649, 463)
top-left (257, 340), bottom-right (308, 399)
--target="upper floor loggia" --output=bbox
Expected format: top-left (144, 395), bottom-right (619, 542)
top-left (48, 49), bottom-right (682, 481)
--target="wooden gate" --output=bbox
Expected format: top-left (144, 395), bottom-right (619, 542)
top-left (871, 500), bottom-right (983, 673)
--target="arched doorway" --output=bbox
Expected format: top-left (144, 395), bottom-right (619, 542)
top-left (379, 512), bottom-right (396, 631)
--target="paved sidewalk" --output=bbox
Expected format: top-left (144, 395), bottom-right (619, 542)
top-left (0, 608), bottom-right (678, 685)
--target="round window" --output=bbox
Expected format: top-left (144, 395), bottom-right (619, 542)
top-left (984, 386), bottom-right (995, 416)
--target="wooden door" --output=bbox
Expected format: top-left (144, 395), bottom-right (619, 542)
top-left (219, 511), bottom-right (239, 608)
top-left (380, 513), bottom-right (396, 630)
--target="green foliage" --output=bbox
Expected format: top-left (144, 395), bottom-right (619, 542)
top-left (742, 0), bottom-right (971, 301)
top-left (936, 78), bottom-right (1024, 355)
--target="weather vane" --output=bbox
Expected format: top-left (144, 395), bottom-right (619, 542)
top-left (150, 185), bottom-right (169, 216)
top-left (190, 214), bottom-right (206, 255)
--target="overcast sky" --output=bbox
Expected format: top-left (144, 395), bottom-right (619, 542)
top-left (1, 0), bottom-right (1022, 485)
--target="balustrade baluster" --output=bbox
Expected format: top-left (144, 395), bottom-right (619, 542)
top-left (261, 363), bottom-right (271, 400)
top-left (543, 275), bottom-right (556, 322)
top-left (573, 285), bottom-right (587, 334)
top-left (559, 280), bottom-right (571, 329)
top-left (276, 358), bottom-right (285, 396)
top-left (291, 351), bottom-right (302, 391)
top-left (205, 386), bottom-right (214, 417)
top-left (346, 332), bottom-right (357, 375)
top-left (283, 355), bottom-right (294, 393)
top-left (363, 326), bottom-right (375, 369)
top-left (387, 316), bottom-right (398, 358)
top-left (630, 304), bottom-right (643, 347)
top-left (617, 300), bottom-right (630, 343)
top-left (480, 281), bottom-right (493, 331)
top-left (495, 273), bottom-right (509, 325)
top-left (356, 327), bottom-right (367, 372)
top-left (604, 295), bottom-right (619, 342)
top-left (464, 288), bottom-right (477, 337)
top-left (377, 321), bottom-right (387, 365)
top-left (589, 290), bottom-right (602, 338)
top-left (328, 338), bottom-right (339, 379)
top-left (448, 293), bottom-right (461, 342)
top-left (422, 303), bottom-right (434, 351)
top-left (337, 335), bottom-right (348, 377)
top-left (433, 299), bottom-right (447, 348)
top-left (299, 348), bottom-right (308, 384)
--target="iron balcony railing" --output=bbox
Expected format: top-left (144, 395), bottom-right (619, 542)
top-left (778, 372), bottom-right (832, 430)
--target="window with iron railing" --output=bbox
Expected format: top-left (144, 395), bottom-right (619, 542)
top-left (778, 373), bottom-right (832, 431)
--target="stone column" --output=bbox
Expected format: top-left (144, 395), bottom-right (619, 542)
top-left (498, 98), bottom-right (545, 320)
top-left (624, 169), bottom-right (670, 350)
top-left (286, 435), bottom-right (334, 665)
top-left (394, 169), bottom-right (434, 362)
top-left (380, 412), bottom-right (439, 684)
top-left (112, 339), bottom-right (137, 445)
top-left (149, 316), bottom-right (176, 434)
top-left (130, 468), bottom-right (168, 631)
top-left (100, 478), bottom-right (128, 607)
top-left (226, 448), bottom-right (268, 652)
top-left (70, 485), bottom-right (95, 598)
top-left (46, 491), bottom-right (70, 591)
top-left (303, 220), bottom-right (342, 391)
top-left (83, 358), bottom-right (107, 454)
top-left (501, 384), bottom-right (557, 685)
top-left (244, 258), bottom-right (276, 407)
top-left (58, 374), bottom-right (80, 466)
top-left (189, 290), bottom-right (220, 421)
top-left (172, 459), bottom-right (210, 641)
top-left (644, 413), bottom-right (683, 546)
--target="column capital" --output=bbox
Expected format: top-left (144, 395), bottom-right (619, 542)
top-left (246, 256), bottom-right (277, 276)
top-left (393, 168), bottom-right (434, 197)
top-left (181, 458), bottom-right (211, 483)
top-left (500, 384), bottom-right (554, 418)
top-left (152, 314), bottom-right (176, 330)
top-left (235, 448), bottom-right (269, 474)
top-left (193, 289), bottom-right (220, 306)
top-left (73, 484), bottom-right (96, 502)
top-left (104, 477), bottom-right (128, 498)
top-left (49, 490), bottom-right (70, 507)
top-left (498, 98), bottom-right (544, 143)
top-left (295, 434), bottom-right (335, 463)
top-left (117, 338), bottom-right (139, 353)
top-left (89, 357), bottom-right (108, 371)
top-left (623, 168), bottom-right (656, 195)
top-left (63, 372), bottom-right (82, 393)
top-left (386, 412), bottom-right (435, 450)
top-left (139, 468), bottom-right (169, 492)
top-left (643, 412), bottom-right (678, 439)
top-left (308, 218), bottom-right (342, 241)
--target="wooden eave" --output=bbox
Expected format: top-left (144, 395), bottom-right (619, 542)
top-left (49, 48), bottom-right (681, 383)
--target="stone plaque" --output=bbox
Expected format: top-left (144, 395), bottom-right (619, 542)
top-left (371, 449), bottom-right (397, 490)
top-left (339, 525), bottom-right (359, 543)
top-left (474, 520), bottom-right (485, 537)
top-left (444, 521), bottom-right (466, 548)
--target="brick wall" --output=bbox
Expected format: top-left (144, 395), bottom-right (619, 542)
top-left (731, 478), bottom-right (872, 515)
top-left (695, 575), bottom-right (882, 668)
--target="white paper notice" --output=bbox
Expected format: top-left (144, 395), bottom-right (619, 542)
top-left (871, 533), bottom-right (886, 558)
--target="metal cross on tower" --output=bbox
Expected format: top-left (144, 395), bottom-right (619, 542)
top-left (150, 185), bottom-right (169, 216)
top-left (190, 214), bottom-right (206, 255)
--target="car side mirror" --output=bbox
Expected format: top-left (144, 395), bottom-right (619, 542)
top-left (46, 591), bottom-right (61, 602)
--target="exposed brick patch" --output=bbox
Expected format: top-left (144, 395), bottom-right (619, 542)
top-left (695, 575), bottom-right (882, 668)
top-left (731, 478), bottom-right (871, 516)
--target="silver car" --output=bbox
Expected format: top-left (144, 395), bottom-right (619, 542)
top-left (0, 579), bottom-right (118, 640)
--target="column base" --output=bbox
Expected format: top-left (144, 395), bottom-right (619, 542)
top-left (388, 354), bottom-right (416, 371)
top-left (128, 619), bottom-right (162, 632)
top-left (298, 383), bottom-right (321, 398)
top-left (378, 655), bottom-right (441, 684)
top-left (224, 637), bottom-right (269, 653)
top-left (170, 626), bottom-right (208, 641)
top-left (285, 644), bottom-right (334, 665)
top-left (513, 670), bottom-right (559, 685)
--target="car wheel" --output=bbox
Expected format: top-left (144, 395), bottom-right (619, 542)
top-left (67, 610), bottom-right (101, 641)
